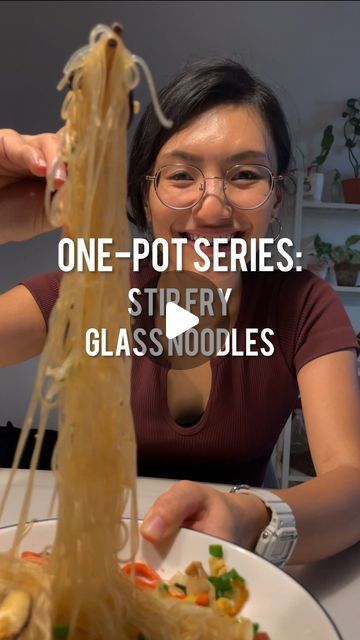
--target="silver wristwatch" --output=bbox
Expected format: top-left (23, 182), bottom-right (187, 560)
top-left (229, 484), bottom-right (298, 567)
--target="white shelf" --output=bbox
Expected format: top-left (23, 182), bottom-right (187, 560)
top-left (333, 285), bottom-right (360, 293)
top-left (288, 468), bottom-right (314, 483)
top-left (277, 173), bottom-right (360, 490)
top-left (302, 200), bottom-right (360, 212)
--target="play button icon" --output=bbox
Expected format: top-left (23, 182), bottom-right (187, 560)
top-left (165, 302), bottom-right (199, 340)
top-left (130, 269), bottom-right (235, 369)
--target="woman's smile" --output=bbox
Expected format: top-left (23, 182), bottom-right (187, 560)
top-left (146, 103), bottom-right (280, 278)
top-left (178, 228), bottom-right (248, 255)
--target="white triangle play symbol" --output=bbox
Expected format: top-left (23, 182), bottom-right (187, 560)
top-left (165, 302), bottom-right (199, 340)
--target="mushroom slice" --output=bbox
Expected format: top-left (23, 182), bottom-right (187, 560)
top-left (184, 561), bottom-right (208, 578)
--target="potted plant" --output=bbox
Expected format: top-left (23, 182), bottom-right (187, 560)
top-left (331, 234), bottom-right (360, 286)
top-left (310, 234), bottom-right (360, 286)
top-left (341, 98), bottom-right (360, 204)
top-left (304, 125), bottom-right (334, 201)
top-left (306, 234), bottom-right (332, 279)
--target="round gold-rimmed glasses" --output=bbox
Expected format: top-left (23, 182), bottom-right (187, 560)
top-left (145, 163), bottom-right (284, 211)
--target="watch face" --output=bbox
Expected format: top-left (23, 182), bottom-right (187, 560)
top-left (273, 533), bottom-right (297, 565)
top-left (230, 487), bottom-right (298, 566)
top-left (258, 528), bottom-right (298, 566)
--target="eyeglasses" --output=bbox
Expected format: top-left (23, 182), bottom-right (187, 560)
top-left (145, 163), bottom-right (284, 211)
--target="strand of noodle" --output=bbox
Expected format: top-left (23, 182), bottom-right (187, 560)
top-left (89, 23), bottom-right (113, 44)
top-left (132, 54), bottom-right (173, 128)
top-left (48, 40), bottom-right (139, 636)
top-left (81, 47), bottom-right (107, 239)
top-left (0, 274), bottom-right (76, 526)
top-left (11, 400), bottom-right (51, 554)
top-left (57, 43), bottom-right (91, 91)
top-left (67, 54), bottom-right (109, 326)
top-left (46, 487), bottom-right (58, 519)
top-left (0, 380), bottom-right (42, 524)
top-left (82, 106), bottom-right (115, 239)
top-left (59, 90), bottom-right (73, 121)
top-left (90, 121), bottom-right (124, 327)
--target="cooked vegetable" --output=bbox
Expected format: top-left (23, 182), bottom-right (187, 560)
top-left (195, 593), bottom-right (210, 607)
top-left (21, 551), bottom-right (49, 566)
top-left (209, 556), bottom-right (227, 577)
top-left (208, 573), bottom-right (234, 598)
top-left (122, 562), bottom-right (161, 590)
top-left (20, 547), bottom-right (269, 637)
top-left (157, 583), bottom-right (169, 597)
top-left (185, 561), bottom-right (208, 578)
top-left (209, 544), bottom-right (223, 558)
top-left (174, 583), bottom-right (187, 594)
top-left (53, 623), bottom-right (70, 639)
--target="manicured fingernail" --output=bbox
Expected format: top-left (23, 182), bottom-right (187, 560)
top-left (142, 515), bottom-right (167, 540)
top-left (35, 155), bottom-right (47, 168)
top-left (54, 167), bottom-right (66, 181)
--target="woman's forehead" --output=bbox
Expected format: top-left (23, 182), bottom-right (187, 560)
top-left (157, 104), bottom-right (277, 168)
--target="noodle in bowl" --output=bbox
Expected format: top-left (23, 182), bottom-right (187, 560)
top-left (0, 519), bottom-right (341, 640)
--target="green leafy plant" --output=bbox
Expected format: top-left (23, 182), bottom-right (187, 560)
top-left (304, 125), bottom-right (335, 193)
top-left (342, 98), bottom-right (360, 178)
top-left (312, 235), bottom-right (360, 286)
top-left (314, 234), bottom-right (360, 264)
top-left (309, 125), bottom-right (335, 173)
top-left (331, 235), bottom-right (360, 264)
top-left (312, 234), bottom-right (333, 263)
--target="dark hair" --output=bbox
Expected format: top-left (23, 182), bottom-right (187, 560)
top-left (128, 58), bottom-right (292, 230)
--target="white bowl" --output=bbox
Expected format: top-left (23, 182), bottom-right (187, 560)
top-left (0, 520), bottom-right (341, 639)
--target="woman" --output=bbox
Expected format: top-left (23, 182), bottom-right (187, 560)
top-left (0, 59), bottom-right (360, 565)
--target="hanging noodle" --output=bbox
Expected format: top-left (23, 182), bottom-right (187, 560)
top-left (0, 25), bottom-right (256, 640)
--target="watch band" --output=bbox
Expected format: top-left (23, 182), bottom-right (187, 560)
top-left (229, 484), bottom-right (298, 567)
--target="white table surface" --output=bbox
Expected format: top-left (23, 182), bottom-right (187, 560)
top-left (0, 469), bottom-right (358, 640)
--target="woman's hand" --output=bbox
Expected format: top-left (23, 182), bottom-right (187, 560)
top-left (0, 128), bottom-right (64, 244)
top-left (140, 480), bottom-right (271, 550)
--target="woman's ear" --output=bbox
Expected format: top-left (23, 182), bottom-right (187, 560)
top-left (144, 201), bottom-right (152, 223)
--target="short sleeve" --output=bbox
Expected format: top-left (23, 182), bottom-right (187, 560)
top-left (289, 271), bottom-right (359, 373)
top-left (21, 272), bottom-right (62, 331)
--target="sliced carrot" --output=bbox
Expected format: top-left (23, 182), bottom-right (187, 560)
top-left (231, 581), bottom-right (249, 616)
top-left (21, 551), bottom-right (49, 566)
top-left (195, 593), bottom-right (209, 606)
top-left (122, 561), bottom-right (161, 581)
top-left (134, 577), bottom-right (159, 590)
top-left (122, 562), bottom-right (161, 589)
top-left (168, 585), bottom-right (186, 599)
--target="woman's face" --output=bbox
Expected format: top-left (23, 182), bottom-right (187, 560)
top-left (145, 104), bottom-right (281, 279)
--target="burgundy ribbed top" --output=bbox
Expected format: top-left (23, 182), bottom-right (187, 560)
top-left (23, 267), bottom-right (359, 485)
